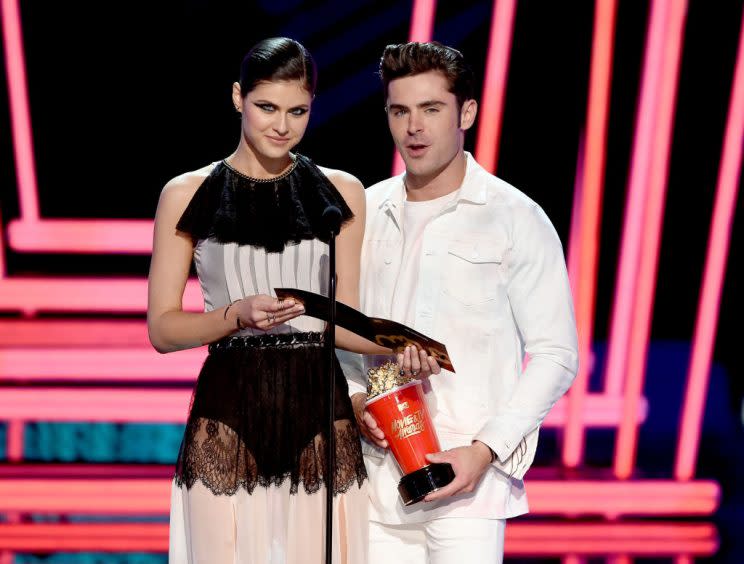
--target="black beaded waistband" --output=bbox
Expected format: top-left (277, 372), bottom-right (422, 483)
top-left (208, 331), bottom-right (325, 353)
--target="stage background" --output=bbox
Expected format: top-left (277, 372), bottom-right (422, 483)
top-left (1, 0), bottom-right (742, 562)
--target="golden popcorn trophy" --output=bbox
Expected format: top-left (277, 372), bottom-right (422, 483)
top-left (364, 359), bottom-right (455, 505)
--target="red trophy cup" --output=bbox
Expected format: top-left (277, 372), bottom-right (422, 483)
top-left (365, 360), bottom-right (455, 505)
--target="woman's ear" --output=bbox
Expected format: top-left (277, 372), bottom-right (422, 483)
top-left (232, 82), bottom-right (243, 112)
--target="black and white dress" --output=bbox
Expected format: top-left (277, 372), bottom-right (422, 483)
top-left (168, 154), bottom-right (368, 564)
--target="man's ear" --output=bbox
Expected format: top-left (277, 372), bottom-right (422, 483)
top-left (232, 82), bottom-right (243, 112)
top-left (460, 99), bottom-right (478, 131)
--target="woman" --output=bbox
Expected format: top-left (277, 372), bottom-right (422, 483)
top-left (147, 37), bottom-right (371, 563)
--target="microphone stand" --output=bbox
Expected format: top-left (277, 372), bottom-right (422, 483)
top-left (323, 206), bottom-right (341, 564)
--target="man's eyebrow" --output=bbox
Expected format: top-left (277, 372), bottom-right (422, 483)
top-left (387, 100), bottom-right (446, 111)
top-left (417, 100), bottom-right (446, 108)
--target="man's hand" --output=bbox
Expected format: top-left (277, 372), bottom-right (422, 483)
top-left (350, 392), bottom-right (388, 448)
top-left (422, 441), bottom-right (493, 502)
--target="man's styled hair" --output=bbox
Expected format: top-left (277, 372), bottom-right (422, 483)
top-left (379, 41), bottom-right (475, 108)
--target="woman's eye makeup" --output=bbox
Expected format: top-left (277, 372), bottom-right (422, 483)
top-left (252, 103), bottom-right (308, 116)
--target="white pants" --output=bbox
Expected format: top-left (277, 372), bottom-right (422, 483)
top-left (369, 518), bottom-right (505, 564)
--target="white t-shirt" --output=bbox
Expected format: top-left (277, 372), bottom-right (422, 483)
top-left (390, 191), bottom-right (459, 326)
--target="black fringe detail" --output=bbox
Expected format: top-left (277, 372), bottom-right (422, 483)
top-left (175, 154), bottom-right (354, 253)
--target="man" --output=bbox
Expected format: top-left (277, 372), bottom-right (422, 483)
top-left (345, 42), bottom-right (579, 563)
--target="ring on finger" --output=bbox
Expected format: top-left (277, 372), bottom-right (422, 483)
top-left (411, 369), bottom-right (420, 376)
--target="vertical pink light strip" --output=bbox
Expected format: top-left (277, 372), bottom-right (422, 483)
top-left (474, 0), bottom-right (517, 174)
top-left (675, 5), bottom-right (744, 481)
top-left (391, 0), bottom-right (438, 176)
top-left (603, 0), bottom-right (670, 396)
top-left (567, 132), bottom-right (585, 298)
top-left (6, 421), bottom-right (24, 462)
top-left (1, 0), bottom-right (40, 221)
top-left (0, 208), bottom-right (6, 277)
top-left (615, 0), bottom-right (688, 478)
top-left (562, 0), bottom-right (618, 467)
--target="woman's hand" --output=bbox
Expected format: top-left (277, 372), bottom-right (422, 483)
top-left (229, 295), bottom-right (305, 331)
top-left (397, 345), bottom-right (441, 379)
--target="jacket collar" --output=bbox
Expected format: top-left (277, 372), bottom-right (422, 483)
top-left (379, 152), bottom-right (488, 215)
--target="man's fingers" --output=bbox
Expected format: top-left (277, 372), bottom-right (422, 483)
top-left (425, 451), bottom-right (449, 464)
top-left (424, 477), bottom-right (464, 502)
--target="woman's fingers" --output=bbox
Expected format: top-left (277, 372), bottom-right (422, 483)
top-left (410, 346), bottom-right (422, 376)
top-left (236, 295), bottom-right (305, 330)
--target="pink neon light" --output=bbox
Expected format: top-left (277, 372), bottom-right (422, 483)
top-left (0, 387), bottom-right (645, 427)
top-left (391, 0), bottom-right (437, 176)
top-left (604, 0), bottom-right (671, 395)
top-left (563, 0), bottom-right (618, 468)
top-left (0, 479), bottom-right (170, 514)
top-left (0, 320), bottom-right (150, 346)
top-left (0, 522), bottom-right (718, 554)
top-left (474, 0), bottom-right (517, 173)
top-left (0, 277), bottom-right (203, 312)
top-left (8, 219), bottom-right (154, 254)
top-left (0, 523), bottom-right (169, 552)
top-left (0, 388), bottom-right (191, 422)
top-left (408, 0), bottom-right (437, 42)
top-left (0, 348), bottom-right (205, 380)
top-left (525, 479), bottom-right (720, 517)
top-left (0, 479), bottom-right (719, 517)
top-left (675, 5), bottom-right (744, 481)
top-left (6, 421), bottom-right (23, 462)
top-left (1, 0), bottom-right (39, 221)
top-left (567, 132), bottom-right (585, 300)
top-left (0, 208), bottom-right (6, 276)
top-left (615, 0), bottom-right (688, 479)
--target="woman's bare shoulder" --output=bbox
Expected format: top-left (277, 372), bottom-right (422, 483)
top-left (161, 163), bottom-right (216, 200)
top-left (317, 165), bottom-right (364, 200)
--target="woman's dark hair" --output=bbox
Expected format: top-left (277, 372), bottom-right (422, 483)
top-left (379, 41), bottom-right (475, 109)
top-left (239, 37), bottom-right (317, 97)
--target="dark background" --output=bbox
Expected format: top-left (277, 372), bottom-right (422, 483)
top-left (1, 0), bottom-right (742, 561)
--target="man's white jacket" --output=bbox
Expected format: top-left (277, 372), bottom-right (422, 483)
top-left (342, 153), bottom-right (578, 523)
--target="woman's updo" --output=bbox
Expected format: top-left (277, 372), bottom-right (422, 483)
top-left (239, 37), bottom-right (317, 97)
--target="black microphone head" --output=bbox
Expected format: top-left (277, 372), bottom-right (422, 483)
top-left (322, 205), bottom-right (343, 235)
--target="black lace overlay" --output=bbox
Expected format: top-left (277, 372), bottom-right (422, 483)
top-left (174, 334), bottom-right (368, 496)
top-left (175, 154), bottom-right (354, 253)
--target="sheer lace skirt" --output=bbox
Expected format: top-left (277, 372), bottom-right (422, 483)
top-left (170, 333), bottom-right (368, 562)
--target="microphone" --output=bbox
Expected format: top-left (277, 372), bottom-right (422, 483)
top-left (321, 203), bottom-right (341, 564)
top-left (322, 205), bottom-right (343, 236)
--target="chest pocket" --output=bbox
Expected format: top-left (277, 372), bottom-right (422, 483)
top-left (364, 239), bottom-right (401, 313)
top-left (442, 239), bottom-right (506, 306)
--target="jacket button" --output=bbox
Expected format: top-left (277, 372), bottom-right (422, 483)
top-left (384, 258), bottom-right (392, 265)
